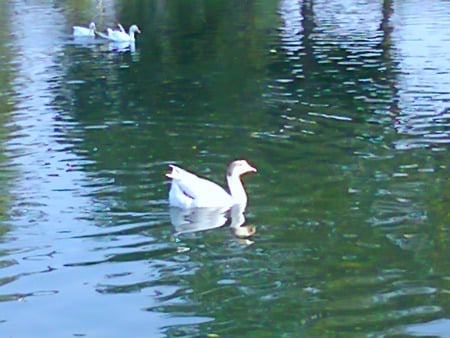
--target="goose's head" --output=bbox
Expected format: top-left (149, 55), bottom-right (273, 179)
top-left (227, 160), bottom-right (257, 178)
top-left (129, 25), bottom-right (141, 34)
top-left (89, 22), bottom-right (96, 31)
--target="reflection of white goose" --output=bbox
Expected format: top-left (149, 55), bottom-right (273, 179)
top-left (96, 24), bottom-right (141, 42)
top-left (229, 203), bottom-right (256, 238)
top-left (73, 22), bottom-right (96, 37)
top-left (169, 204), bottom-right (256, 239)
top-left (107, 41), bottom-right (136, 53)
top-left (170, 207), bottom-right (229, 236)
top-left (166, 160), bottom-right (256, 209)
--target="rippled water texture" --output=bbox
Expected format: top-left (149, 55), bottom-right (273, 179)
top-left (0, 0), bottom-right (448, 337)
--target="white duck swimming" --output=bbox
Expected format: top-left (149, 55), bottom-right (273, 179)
top-left (166, 160), bottom-right (256, 209)
top-left (73, 22), bottom-right (96, 37)
top-left (96, 23), bottom-right (141, 42)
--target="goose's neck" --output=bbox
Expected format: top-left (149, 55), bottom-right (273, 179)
top-left (128, 30), bottom-right (135, 41)
top-left (227, 173), bottom-right (247, 207)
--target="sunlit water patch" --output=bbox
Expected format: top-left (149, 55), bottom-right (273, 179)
top-left (392, 1), bottom-right (450, 150)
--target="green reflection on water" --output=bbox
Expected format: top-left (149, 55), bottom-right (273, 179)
top-left (0, 0), bottom-right (448, 337)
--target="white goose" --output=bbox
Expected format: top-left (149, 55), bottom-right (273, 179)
top-left (166, 160), bottom-right (256, 209)
top-left (96, 23), bottom-right (141, 42)
top-left (73, 22), bottom-right (96, 37)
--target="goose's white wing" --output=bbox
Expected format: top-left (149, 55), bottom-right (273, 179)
top-left (96, 28), bottom-right (130, 42)
top-left (167, 165), bottom-right (233, 208)
top-left (117, 23), bottom-right (126, 33)
top-left (107, 28), bottom-right (131, 41)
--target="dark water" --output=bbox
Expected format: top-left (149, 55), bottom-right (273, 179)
top-left (0, 0), bottom-right (449, 337)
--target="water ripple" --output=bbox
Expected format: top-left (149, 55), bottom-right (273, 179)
top-left (0, 1), bottom-right (448, 337)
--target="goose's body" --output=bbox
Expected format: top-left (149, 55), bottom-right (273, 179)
top-left (96, 24), bottom-right (141, 42)
top-left (73, 22), bottom-right (96, 37)
top-left (166, 160), bottom-right (256, 209)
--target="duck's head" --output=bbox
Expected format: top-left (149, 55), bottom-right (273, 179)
top-left (129, 25), bottom-right (141, 34)
top-left (89, 22), bottom-right (96, 31)
top-left (227, 160), bottom-right (257, 177)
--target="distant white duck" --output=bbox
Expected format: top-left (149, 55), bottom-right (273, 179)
top-left (96, 23), bottom-right (141, 42)
top-left (166, 160), bottom-right (257, 209)
top-left (73, 22), bottom-right (96, 37)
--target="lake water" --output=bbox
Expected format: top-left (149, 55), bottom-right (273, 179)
top-left (0, 0), bottom-right (449, 337)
